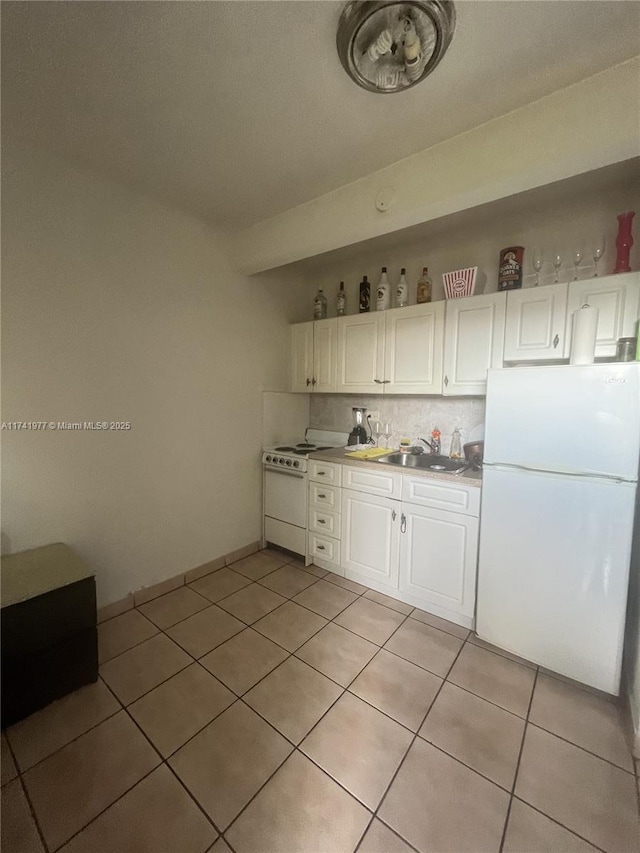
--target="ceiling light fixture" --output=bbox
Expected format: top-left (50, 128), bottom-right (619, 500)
top-left (337, 0), bottom-right (456, 94)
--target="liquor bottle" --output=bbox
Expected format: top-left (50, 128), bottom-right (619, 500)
top-left (336, 281), bottom-right (346, 316)
top-left (376, 267), bottom-right (391, 311)
top-left (417, 267), bottom-right (432, 303)
top-left (396, 268), bottom-right (408, 307)
top-left (359, 275), bottom-right (370, 313)
top-left (313, 288), bottom-right (327, 319)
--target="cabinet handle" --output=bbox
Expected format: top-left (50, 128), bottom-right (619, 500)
top-left (312, 377), bottom-right (317, 385)
top-left (381, 379), bottom-right (390, 384)
top-left (318, 519), bottom-right (326, 524)
top-left (392, 510), bottom-right (397, 521)
top-left (444, 375), bottom-right (449, 387)
top-left (317, 471), bottom-right (326, 476)
top-left (316, 544), bottom-right (326, 551)
top-left (374, 378), bottom-right (383, 384)
top-left (400, 513), bottom-right (407, 533)
top-left (306, 378), bottom-right (311, 386)
top-left (553, 334), bottom-right (559, 349)
top-left (318, 494), bottom-right (326, 499)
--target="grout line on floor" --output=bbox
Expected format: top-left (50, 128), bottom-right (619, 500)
top-left (13, 753), bottom-right (51, 853)
top-left (509, 795), bottom-right (608, 853)
top-left (371, 631), bottom-right (468, 839)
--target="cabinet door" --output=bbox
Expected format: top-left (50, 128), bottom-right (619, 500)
top-left (336, 314), bottom-right (385, 394)
top-left (313, 318), bottom-right (338, 393)
top-left (399, 502), bottom-right (478, 618)
top-left (383, 303), bottom-right (444, 394)
top-left (442, 293), bottom-right (506, 395)
top-left (504, 283), bottom-right (567, 362)
top-left (565, 272), bottom-right (640, 358)
top-left (290, 322), bottom-right (314, 392)
top-left (341, 489), bottom-right (399, 587)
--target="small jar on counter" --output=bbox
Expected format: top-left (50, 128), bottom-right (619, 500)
top-left (616, 337), bottom-right (637, 362)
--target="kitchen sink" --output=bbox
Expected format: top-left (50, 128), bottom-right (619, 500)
top-left (377, 453), bottom-right (468, 473)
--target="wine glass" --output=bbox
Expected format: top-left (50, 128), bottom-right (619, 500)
top-left (592, 238), bottom-right (605, 277)
top-left (532, 250), bottom-right (544, 287)
top-left (382, 422), bottom-right (392, 449)
top-left (373, 421), bottom-right (382, 447)
top-left (552, 253), bottom-right (563, 284)
top-left (572, 250), bottom-right (583, 281)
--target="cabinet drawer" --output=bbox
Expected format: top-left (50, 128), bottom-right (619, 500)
top-left (343, 466), bottom-right (402, 499)
top-left (309, 482), bottom-right (341, 512)
top-left (308, 533), bottom-right (340, 565)
top-left (308, 507), bottom-right (341, 539)
top-left (402, 477), bottom-right (480, 517)
top-left (308, 460), bottom-right (341, 486)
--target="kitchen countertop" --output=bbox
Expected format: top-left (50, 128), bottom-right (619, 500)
top-left (309, 448), bottom-right (482, 487)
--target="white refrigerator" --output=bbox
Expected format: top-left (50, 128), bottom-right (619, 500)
top-left (476, 363), bottom-right (640, 695)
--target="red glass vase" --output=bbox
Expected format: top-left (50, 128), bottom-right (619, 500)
top-left (614, 211), bottom-right (635, 274)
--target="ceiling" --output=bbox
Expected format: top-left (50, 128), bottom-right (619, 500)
top-left (2, 1), bottom-right (639, 229)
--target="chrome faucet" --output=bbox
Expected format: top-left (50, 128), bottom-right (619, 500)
top-left (418, 435), bottom-right (441, 455)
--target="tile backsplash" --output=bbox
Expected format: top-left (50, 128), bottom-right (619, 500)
top-left (309, 395), bottom-right (486, 453)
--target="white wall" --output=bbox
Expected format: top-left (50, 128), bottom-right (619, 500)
top-left (293, 161), bottom-right (639, 312)
top-left (232, 58), bottom-right (640, 274)
top-left (1, 145), bottom-right (315, 607)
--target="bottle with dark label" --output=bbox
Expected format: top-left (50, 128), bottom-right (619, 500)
top-left (498, 246), bottom-right (524, 291)
top-left (417, 267), bottom-right (432, 303)
top-left (359, 275), bottom-right (370, 313)
top-left (396, 268), bottom-right (408, 307)
top-left (313, 288), bottom-right (327, 319)
top-left (337, 281), bottom-right (346, 316)
top-left (376, 267), bottom-right (391, 311)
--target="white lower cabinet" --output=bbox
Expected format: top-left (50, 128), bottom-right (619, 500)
top-left (341, 489), bottom-right (400, 587)
top-left (398, 503), bottom-right (478, 619)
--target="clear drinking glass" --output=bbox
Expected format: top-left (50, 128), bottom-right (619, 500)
top-left (592, 239), bottom-right (605, 277)
top-left (373, 421), bottom-right (382, 447)
top-left (573, 250), bottom-right (583, 281)
top-left (382, 422), bottom-right (392, 449)
top-left (552, 253), bottom-right (563, 284)
top-left (532, 251), bottom-right (543, 287)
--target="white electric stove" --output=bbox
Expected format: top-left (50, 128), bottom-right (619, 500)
top-left (262, 429), bottom-right (348, 556)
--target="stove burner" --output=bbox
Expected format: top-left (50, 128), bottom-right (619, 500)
top-left (275, 446), bottom-right (296, 452)
top-left (317, 446), bottom-right (332, 451)
top-left (296, 443), bottom-right (315, 448)
top-left (293, 449), bottom-right (309, 455)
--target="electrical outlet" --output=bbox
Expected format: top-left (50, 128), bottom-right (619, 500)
top-left (367, 411), bottom-right (380, 422)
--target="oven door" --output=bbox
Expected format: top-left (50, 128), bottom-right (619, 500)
top-left (264, 467), bottom-right (307, 529)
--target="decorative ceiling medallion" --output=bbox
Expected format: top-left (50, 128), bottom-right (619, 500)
top-left (337, 0), bottom-right (456, 94)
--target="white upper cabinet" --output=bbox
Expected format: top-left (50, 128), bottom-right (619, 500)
top-left (384, 302), bottom-right (444, 395)
top-left (503, 283), bottom-right (568, 362)
top-left (565, 271), bottom-right (640, 358)
top-left (336, 313), bottom-right (385, 394)
top-left (290, 321), bottom-right (314, 392)
top-left (290, 319), bottom-right (337, 392)
top-left (313, 318), bottom-right (338, 393)
top-left (443, 292), bottom-right (506, 395)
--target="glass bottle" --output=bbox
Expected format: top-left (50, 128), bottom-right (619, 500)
top-left (396, 268), bottom-right (408, 307)
top-left (359, 275), bottom-right (370, 313)
top-left (449, 427), bottom-right (462, 459)
top-left (417, 267), bottom-right (432, 303)
top-left (336, 281), bottom-right (346, 316)
top-left (376, 267), bottom-right (391, 311)
top-left (313, 288), bottom-right (327, 320)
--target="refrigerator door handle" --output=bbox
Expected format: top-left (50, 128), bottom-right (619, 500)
top-left (483, 461), bottom-right (635, 485)
top-left (553, 334), bottom-right (560, 349)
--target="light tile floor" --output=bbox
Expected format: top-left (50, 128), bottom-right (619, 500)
top-left (2, 547), bottom-right (639, 853)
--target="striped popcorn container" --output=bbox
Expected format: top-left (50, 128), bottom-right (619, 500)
top-left (442, 266), bottom-right (478, 299)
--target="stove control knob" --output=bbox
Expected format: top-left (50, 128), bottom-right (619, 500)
top-left (293, 460), bottom-right (300, 468)
top-left (285, 458), bottom-right (292, 466)
top-left (265, 455), bottom-right (272, 463)
top-left (277, 457), bottom-right (283, 465)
